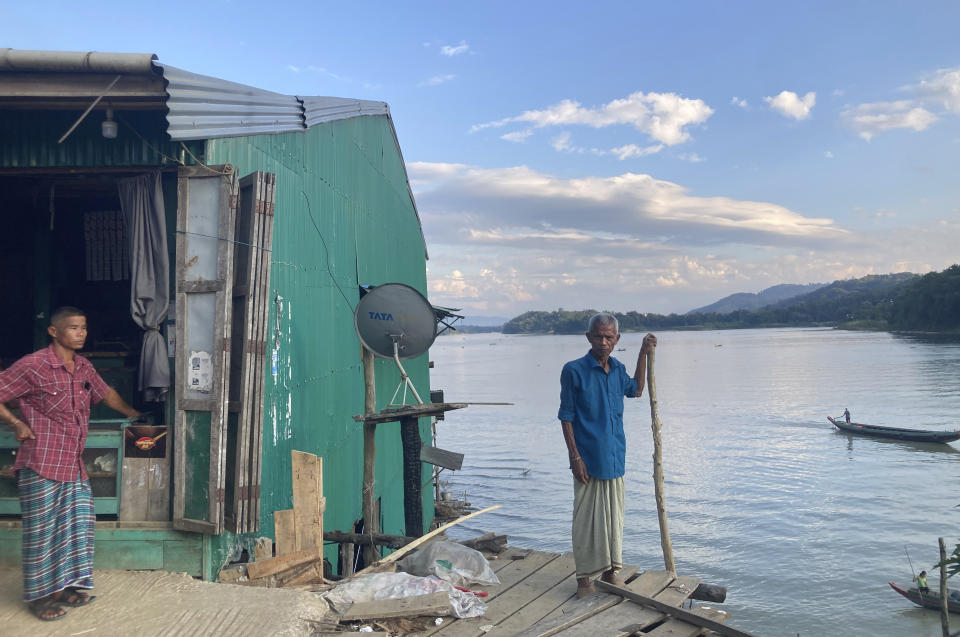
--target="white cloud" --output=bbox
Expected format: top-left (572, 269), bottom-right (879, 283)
top-left (501, 129), bottom-right (533, 143)
top-left (764, 90), bottom-right (817, 120)
top-left (440, 41), bottom-right (470, 57)
top-left (472, 91), bottom-right (714, 146)
top-left (824, 151), bottom-right (834, 159)
top-left (286, 65), bottom-right (300, 73)
top-left (610, 143), bottom-right (664, 160)
top-left (841, 101), bottom-right (937, 140)
top-left (731, 97), bottom-right (748, 108)
top-left (418, 74), bottom-right (456, 87)
top-left (914, 66), bottom-right (960, 113)
top-left (551, 132), bottom-right (573, 152)
top-left (678, 152), bottom-right (706, 163)
top-left (409, 162), bottom-right (846, 245)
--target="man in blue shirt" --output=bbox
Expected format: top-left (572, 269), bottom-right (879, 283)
top-left (559, 313), bottom-right (656, 598)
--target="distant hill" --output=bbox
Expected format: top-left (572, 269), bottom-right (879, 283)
top-left (688, 283), bottom-right (827, 314)
top-left (501, 269), bottom-right (960, 334)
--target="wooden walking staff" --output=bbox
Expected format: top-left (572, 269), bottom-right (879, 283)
top-left (646, 345), bottom-right (676, 574)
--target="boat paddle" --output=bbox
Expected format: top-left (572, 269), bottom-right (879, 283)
top-left (904, 545), bottom-right (926, 600)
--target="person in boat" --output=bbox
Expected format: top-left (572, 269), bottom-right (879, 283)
top-left (843, 408), bottom-right (851, 423)
top-left (559, 312), bottom-right (657, 598)
top-left (915, 570), bottom-right (930, 593)
top-left (0, 307), bottom-right (141, 621)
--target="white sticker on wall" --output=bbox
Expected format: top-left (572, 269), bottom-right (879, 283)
top-left (188, 350), bottom-right (213, 393)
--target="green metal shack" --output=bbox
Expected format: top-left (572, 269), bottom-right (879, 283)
top-left (0, 48), bottom-right (435, 581)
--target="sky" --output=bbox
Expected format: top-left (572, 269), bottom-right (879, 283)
top-left (4, 1), bottom-right (960, 317)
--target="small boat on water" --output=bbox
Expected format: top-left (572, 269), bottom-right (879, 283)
top-left (889, 581), bottom-right (960, 614)
top-left (827, 417), bottom-right (960, 443)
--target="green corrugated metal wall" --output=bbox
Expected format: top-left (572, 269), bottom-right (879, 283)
top-left (206, 116), bottom-right (434, 575)
top-left (0, 110), bottom-right (195, 168)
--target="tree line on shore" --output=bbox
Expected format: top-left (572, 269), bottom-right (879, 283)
top-left (500, 264), bottom-right (960, 334)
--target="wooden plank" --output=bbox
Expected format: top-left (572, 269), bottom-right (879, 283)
top-left (420, 444), bottom-right (464, 471)
top-left (227, 172), bottom-right (256, 533)
top-left (513, 569), bottom-right (671, 637)
top-left (340, 591), bottom-right (450, 621)
top-left (119, 457), bottom-right (149, 521)
top-left (291, 451), bottom-right (323, 551)
top-left (487, 565), bottom-right (640, 637)
top-left (645, 607), bottom-right (730, 637)
top-left (652, 575), bottom-right (702, 607)
top-left (250, 172), bottom-right (275, 531)
top-left (354, 504), bottom-right (501, 576)
top-left (353, 403), bottom-right (468, 424)
top-left (451, 553), bottom-right (575, 637)
top-left (550, 601), bottom-right (662, 637)
top-left (538, 571), bottom-right (687, 637)
top-left (595, 581), bottom-right (757, 637)
top-left (245, 547), bottom-right (322, 580)
top-left (240, 171), bottom-right (266, 533)
top-left (324, 530), bottom-right (417, 549)
top-left (628, 570), bottom-right (677, 597)
top-left (274, 509), bottom-right (296, 556)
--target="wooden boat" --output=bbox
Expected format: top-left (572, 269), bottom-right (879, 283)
top-left (827, 417), bottom-right (960, 443)
top-left (889, 581), bottom-right (960, 613)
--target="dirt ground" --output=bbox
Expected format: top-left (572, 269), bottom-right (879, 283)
top-left (0, 567), bottom-right (335, 636)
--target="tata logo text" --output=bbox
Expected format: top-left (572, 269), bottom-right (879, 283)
top-left (368, 311), bottom-right (394, 321)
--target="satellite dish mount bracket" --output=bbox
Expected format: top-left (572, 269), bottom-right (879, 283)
top-left (388, 335), bottom-right (424, 406)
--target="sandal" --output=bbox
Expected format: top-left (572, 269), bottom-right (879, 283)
top-left (28, 597), bottom-right (67, 621)
top-left (59, 586), bottom-right (96, 607)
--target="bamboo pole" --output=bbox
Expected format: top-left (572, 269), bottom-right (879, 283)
top-left (362, 347), bottom-right (379, 566)
top-left (647, 346), bottom-right (675, 574)
top-left (940, 537), bottom-right (950, 637)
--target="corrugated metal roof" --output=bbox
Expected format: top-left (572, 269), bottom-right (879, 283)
top-left (158, 64), bottom-right (305, 141)
top-left (0, 48), bottom-right (157, 74)
top-left (298, 96), bottom-right (388, 128)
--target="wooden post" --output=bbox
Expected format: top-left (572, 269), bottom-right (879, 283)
top-left (362, 346), bottom-right (380, 565)
top-left (401, 415), bottom-right (424, 536)
top-left (647, 347), bottom-right (675, 574)
top-left (940, 537), bottom-right (950, 637)
top-left (340, 542), bottom-right (355, 577)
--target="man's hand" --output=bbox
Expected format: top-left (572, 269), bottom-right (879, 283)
top-left (13, 421), bottom-right (35, 442)
top-left (641, 333), bottom-right (657, 352)
top-left (570, 456), bottom-right (589, 485)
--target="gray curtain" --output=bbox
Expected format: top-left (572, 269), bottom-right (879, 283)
top-left (119, 172), bottom-right (170, 402)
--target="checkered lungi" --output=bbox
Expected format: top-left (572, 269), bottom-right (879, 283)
top-left (17, 468), bottom-right (95, 602)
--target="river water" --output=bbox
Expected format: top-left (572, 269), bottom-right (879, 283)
top-left (430, 328), bottom-right (960, 636)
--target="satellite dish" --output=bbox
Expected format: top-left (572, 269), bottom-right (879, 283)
top-left (355, 283), bottom-right (437, 360)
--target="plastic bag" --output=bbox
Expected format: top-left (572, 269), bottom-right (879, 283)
top-left (397, 541), bottom-right (500, 587)
top-left (322, 572), bottom-right (487, 619)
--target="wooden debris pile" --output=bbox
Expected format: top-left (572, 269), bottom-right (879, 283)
top-left (218, 450), bottom-right (331, 591)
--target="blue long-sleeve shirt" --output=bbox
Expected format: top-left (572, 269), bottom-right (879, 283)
top-left (558, 352), bottom-right (638, 480)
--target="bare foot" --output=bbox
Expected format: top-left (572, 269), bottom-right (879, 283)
top-left (576, 576), bottom-right (595, 598)
top-left (600, 569), bottom-right (624, 586)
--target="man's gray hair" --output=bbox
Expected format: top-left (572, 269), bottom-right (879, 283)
top-left (587, 312), bottom-right (619, 334)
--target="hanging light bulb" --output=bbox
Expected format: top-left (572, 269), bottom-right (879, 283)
top-left (102, 107), bottom-right (118, 139)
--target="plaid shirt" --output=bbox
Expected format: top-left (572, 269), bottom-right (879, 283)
top-left (0, 345), bottom-right (109, 482)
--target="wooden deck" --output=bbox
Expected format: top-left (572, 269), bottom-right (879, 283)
top-left (348, 547), bottom-right (748, 636)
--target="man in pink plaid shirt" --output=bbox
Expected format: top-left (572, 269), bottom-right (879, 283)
top-left (0, 306), bottom-right (140, 621)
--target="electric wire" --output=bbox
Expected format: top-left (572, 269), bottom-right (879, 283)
top-left (300, 190), bottom-right (355, 312)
